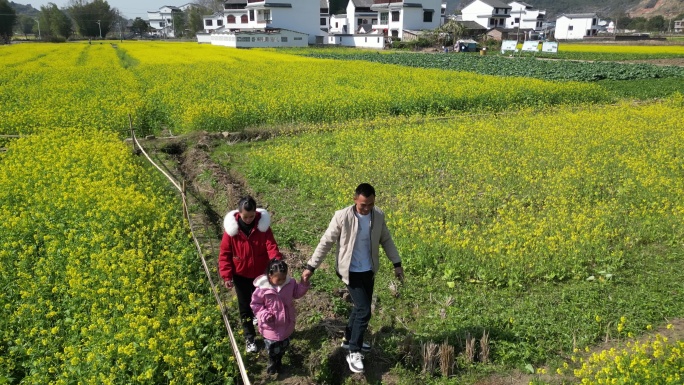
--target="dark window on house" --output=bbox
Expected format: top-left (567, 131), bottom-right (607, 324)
top-left (357, 18), bottom-right (363, 25)
top-left (568, 25), bottom-right (573, 31)
top-left (241, 14), bottom-right (248, 23)
top-left (228, 15), bottom-right (236, 23)
top-left (514, 17), bottom-right (519, 23)
top-left (335, 22), bottom-right (338, 28)
top-left (281, 36), bottom-right (288, 42)
top-left (392, 11), bottom-right (400, 22)
top-left (249, 10), bottom-right (255, 21)
top-left (381, 12), bottom-right (388, 23)
top-left (160, 22), bottom-right (165, 27)
top-left (592, 18), bottom-right (597, 25)
top-left (217, 19), bottom-right (223, 26)
top-left (391, 29), bottom-right (398, 37)
top-left (423, 11), bottom-right (433, 22)
top-left (489, 18), bottom-right (494, 26)
top-left (205, 19), bottom-right (213, 26)
top-left (320, 18), bottom-right (326, 26)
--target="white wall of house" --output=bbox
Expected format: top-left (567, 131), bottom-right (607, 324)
top-left (674, 20), bottom-right (683, 33)
top-left (508, 1), bottom-right (544, 30)
top-left (346, 1), bottom-right (359, 35)
top-left (203, 11), bottom-right (250, 33)
top-left (555, 14), bottom-right (598, 40)
top-left (207, 29), bottom-right (309, 47)
top-left (246, 0), bottom-right (322, 44)
top-left (330, 14), bottom-right (348, 33)
top-left (461, 0), bottom-right (511, 29)
top-left (325, 34), bottom-right (384, 48)
top-left (370, 0), bottom-right (440, 40)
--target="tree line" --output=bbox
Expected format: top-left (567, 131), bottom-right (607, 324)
top-left (614, 12), bottom-right (684, 33)
top-left (0, 0), bottom-right (224, 44)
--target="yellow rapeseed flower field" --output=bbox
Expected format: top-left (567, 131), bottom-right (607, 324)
top-left (0, 42), bottom-right (610, 135)
top-left (245, 96), bottom-right (684, 287)
top-left (0, 130), bottom-right (233, 383)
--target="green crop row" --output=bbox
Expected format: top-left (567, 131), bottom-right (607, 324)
top-left (299, 51), bottom-right (684, 81)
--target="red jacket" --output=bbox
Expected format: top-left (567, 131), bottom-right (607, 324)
top-left (219, 208), bottom-right (283, 281)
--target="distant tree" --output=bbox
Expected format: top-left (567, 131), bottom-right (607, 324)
top-left (16, 15), bottom-right (36, 39)
top-left (131, 17), bottom-right (148, 37)
top-left (68, 0), bottom-right (117, 38)
top-left (186, 5), bottom-right (207, 38)
top-left (0, 0), bottom-right (17, 44)
top-left (171, 10), bottom-right (186, 38)
top-left (194, 0), bottom-right (223, 13)
top-left (646, 15), bottom-right (665, 32)
top-left (628, 16), bottom-right (647, 31)
top-left (437, 19), bottom-right (467, 46)
top-left (616, 15), bottom-right (632, 31)
top-left (39, 3), bottom-right (74, 40)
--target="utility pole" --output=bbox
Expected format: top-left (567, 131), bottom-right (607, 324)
top-left (96, 20), bottom-right (102, 38)
top-left (36, 19), bottom-right (40, 40)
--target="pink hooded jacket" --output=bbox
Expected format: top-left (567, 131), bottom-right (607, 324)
top-left (250, 274), bottom-right (310, 341)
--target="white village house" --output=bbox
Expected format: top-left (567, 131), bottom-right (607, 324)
top-left (325, 0), bottom-right (442, 48)
top-left (147, 4), bottom-right (195, 38)
top-left (555, 13), bottom-right (598, 40)
top-left (460, 0), bottom-right (511, 30)
top-left (507, 1), bottom-right (544, 31)
top-left (197, 0), bottom-right (323, 46)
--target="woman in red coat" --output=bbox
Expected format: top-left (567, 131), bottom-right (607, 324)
top-left (219, 196), bottom-right (283, 353)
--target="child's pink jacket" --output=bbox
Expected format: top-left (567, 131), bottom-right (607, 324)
top-left (251, 274), bottom-right (310, 341)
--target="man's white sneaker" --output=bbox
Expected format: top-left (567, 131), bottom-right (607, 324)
top-left (341, 340), bottom-right (371, 352)
top-left (346, 352), bottom-right (364, 373)
top-left (246, 340), bottom-right (258, 353)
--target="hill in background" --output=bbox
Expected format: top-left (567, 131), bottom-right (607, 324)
top-left (10, 1), bottom-right (39, 17)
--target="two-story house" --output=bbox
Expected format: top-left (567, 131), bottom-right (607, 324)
top-left (198, 0), bottom-right (323, 45)
top-left (461, 0), bottom-right (511, 30)
top-left (370, 0), bottom-right (442, 39)
top-left (202, 0), bottom-right (250, 33)
top-left (148, 4), bottom-right (195, 38)
top-left (555, 13), bottom-right (598, 40)
top-left (507, 1), bottom-right (544, 31)
top-left (345, 0), bottom-right (378, 35)
top-left (674, 20), bottom-right (683, 33)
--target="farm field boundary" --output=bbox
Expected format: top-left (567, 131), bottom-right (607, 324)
top-left (129, 126), bottom-right (251, 385)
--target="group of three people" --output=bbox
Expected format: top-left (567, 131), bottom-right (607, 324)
top-left (218, 183), bottom-right (404, 375)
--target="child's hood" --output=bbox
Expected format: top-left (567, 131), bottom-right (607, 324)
top-left (253, 274), bottom-right (292, 290)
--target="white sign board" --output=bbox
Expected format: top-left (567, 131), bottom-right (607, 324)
top-left (541, 41), bottom-right (559, 53)
top-left (521, 40), bottom-right (540, 52)
top-left (501, 40), bottom-right (517, 53)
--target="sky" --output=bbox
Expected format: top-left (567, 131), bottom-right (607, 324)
top-left (23, 1), bottom-right (180, 19)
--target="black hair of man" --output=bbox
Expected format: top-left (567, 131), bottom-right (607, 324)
top-left (238, 195), bottom-right (257, 212)
top-left (355, 183), bottom-right (375, 198)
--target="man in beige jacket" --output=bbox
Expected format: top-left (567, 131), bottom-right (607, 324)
top-left (301, 183), bottom-right (404, 373)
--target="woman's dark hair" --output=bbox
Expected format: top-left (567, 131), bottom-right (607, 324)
top-left (237, 195), bottom-right (257, 212)
top-left (267, 259), bottom-right (288, 275)
top-left (355, 183), bottom-right (375, 198)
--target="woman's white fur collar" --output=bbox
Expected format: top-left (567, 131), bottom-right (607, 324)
top-left (223, 208), bottom-right (270, 236)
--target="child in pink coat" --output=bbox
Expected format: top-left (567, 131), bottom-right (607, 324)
top-left (251, 259), bottom-right (310, 374)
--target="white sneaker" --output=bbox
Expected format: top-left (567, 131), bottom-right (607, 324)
top-left (341, 340), bottom-right (371, 352)
top-left (346, 352), bottom-right (364, 373)
top-left (246, 340), bottom-right (258, 353)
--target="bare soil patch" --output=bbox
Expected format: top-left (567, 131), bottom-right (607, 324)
top-left (617, 58), bottom-right (684, 66)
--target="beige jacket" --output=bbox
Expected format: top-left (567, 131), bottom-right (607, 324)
top-left (306, 205), bottom-right (401, 285)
